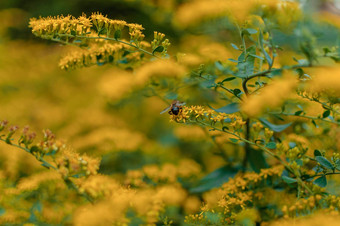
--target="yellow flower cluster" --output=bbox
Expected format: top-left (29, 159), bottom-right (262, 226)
top-left (16, 171), bottom-right (61, 192)
top-left (98, 69), bottom-right (134, 101)
top-left (29, 13), bottom-right (171, 59)
top-left (72, 127), bottom-right (146, 154)
top-left (76, 175), bottom-right (121, 199)
top-left (73, 184), bottom-right (188, 225)
top-left (220, 165), bottom-right (283, 194)
top-left (308, 67), bottom-right (340, 97)
top-left (125, 159), bottom-right (201, 187)
top-left (170, 105), bottom-right (246, 130)
top-left (55, 149), bottom-right (100, 179)
top-left (174, 0), bottom-right (300, 28)
top-left (282, 195), bottom-right (322, 218)
top-left (135, 59), bottom-right (187, 85)
top-left (186, 166), bottom-right (283, 224)
top-left (59, 43), bottom-right (128, 70)
top-left (272, 212), bottom-right (340, 226)
top-left (241, 73), bottom-right (298, 117)
top-left (174, 0), bottom-right (255, 27)
top-left (29, 14), bottom-right (91, 37)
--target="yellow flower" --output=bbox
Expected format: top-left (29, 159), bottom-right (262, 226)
top-left (241, 72), bottom-right (298, 117)
top-left (135, 60), bottom-right (187, 86)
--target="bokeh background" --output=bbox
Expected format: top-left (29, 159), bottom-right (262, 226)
top-left (0, 0), bottom-right (340, 224)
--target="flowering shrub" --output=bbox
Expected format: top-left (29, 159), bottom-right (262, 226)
top-left (1, 1), bottom-right (340, 225)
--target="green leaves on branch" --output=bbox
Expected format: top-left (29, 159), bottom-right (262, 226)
top-left (315, 156), bottom-right (334, 170)
top-left (236, 46), bottom-right (256, 78)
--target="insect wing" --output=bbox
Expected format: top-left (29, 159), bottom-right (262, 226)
top-left (160, 106), bottom-right (171, 114)
top-left (177, 102), bottom-right (186, 106)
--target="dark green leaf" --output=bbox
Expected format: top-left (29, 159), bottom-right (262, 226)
top-left (236, 46), bottom-right (256, 78)
top-left (312, 119), bottom-right (318, 128)
top-left (314, 149), bottom-right (322, 157)
top-left (265, 142), bottom-right (276, 149)
top-left (221, 77), bottom-right (236, 83)
top-left (114, 29), bottom-right (121, 39)
top-left (259, 118), bottom-right (292, 132)
top-left (189, 166), bottom-right (238, 193)
top-left (282, 175), bottom-right (297, 184)
top-left (248, 148), bottom-right (268, 173)
top-left (315, 156), bottom-right (334, 170)
top-left (152, 46), bottom-right (164, 55)
top-left (233, 89), bottom-right (242, 97)
top-left (259, 30), bottom-right (273, 67)
top-left (211, 103), bottom-right (239, 114)
top-left (70, 30), bottom-right (77, 36)
top-left (314, 175), bottom-right (327, 187)
top-left (322, 110), bottom-right (331, 118)
top-left (229, 138), bottom-right (238, 143)
top-left (294, 110), bottom-right (303, 116)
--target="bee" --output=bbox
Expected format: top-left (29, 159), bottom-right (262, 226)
top-left (160, 100), bottom-right (186, 115)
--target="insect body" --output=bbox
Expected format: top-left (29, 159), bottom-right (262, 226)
top-left (160, 100), bottom-right (186, 115)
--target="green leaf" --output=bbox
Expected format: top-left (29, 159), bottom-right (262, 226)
top-left (259, 118), bottom-right (292, 132)
top-left (231, 43), bottom-right (239, 50)
top-left (236, 46), bottom-right (256, 78)
top-left (294, 110), bottom-right (303, 116)
top-left (312, 119), bottom-right (318, 128)
top-left (314, 175), bottom-right (327, 187)
top-left (152, 46), bottom-right (164, 55)
top-left (211, 103), bottom-right (239, 114)
top-left (70, 30), bottom-right (77, 36)
top-left (189, 166), bottom-right (238, 193)
top-left (229, 138), bottom-right (238, 143)
top-left (259, 30), bottom-right (273, 67)
top-left (249, 54), bottom-right (264, 60)
top-left (265, 142), bottom-right (276, 149)
top-left (41, 162), bottom-right (50, 169)
top-left (246, 28), bottom-right (258, 34)
top-left (248, 148), bottom-right (268, 173)
top-left (315, 156), bottom-right (334, 170)
top-left (221, 77), bottom-right (236, 83)
top-left (114, 29), bottom-right (121, 39)
top-left (233, 89), bottom-right (242, 97)
top-left (228, 58), bottom-right (239, 63)
top-left (322, 110), bottom-right (331, 118)
top-left (335, 159), bottom-right (340, 171)
top-left (314, 149), bottom-right (322, 157)
top-left (282, 175), bottom-right (297, 184)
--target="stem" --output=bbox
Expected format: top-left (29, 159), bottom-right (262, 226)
top-left (242, 118), bottom-right (251, 170)
top-left (306, 172), bottom-right (340, 179)
top-left (274, 112), bottom-right (340, 125)
top-left (0, 137), bottom-right (57, 170)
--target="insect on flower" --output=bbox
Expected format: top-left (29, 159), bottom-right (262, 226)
top-left (160, 100), bottom-right (186, 115)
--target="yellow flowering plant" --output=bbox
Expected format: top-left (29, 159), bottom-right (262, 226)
top-left (1, 0), bottom-right (340, 225)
